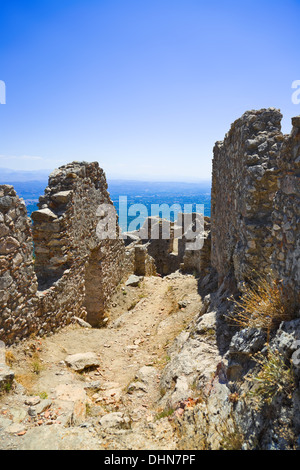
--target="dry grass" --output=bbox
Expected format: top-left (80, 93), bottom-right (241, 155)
top-left (165, 286), bottom-right (179, 315)
top-left (5, 350), bottom-right (16, 367)
top-left (13, 351), bottom-right (44, 394)
top-left (215, 413), bottom-right (245, 450)
top-left (227, 273), bottom-right (296, 341)
top-left (14, 372), bottom-right (38, 393)
top-left (246, 348), bottom-right (296, 406)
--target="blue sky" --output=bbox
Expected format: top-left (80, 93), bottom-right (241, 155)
top-left (0, 0), bottom-right (300, 181)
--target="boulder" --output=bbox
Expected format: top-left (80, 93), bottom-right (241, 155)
top-left (99, 412), bottom-right (131, 430)
top-left (64, 352), bottom-right (100, 372)
top-left (125, 275), bottom-right (142, 287)
top-left (31, 208), bottom-right (58, 222)
top-left (229, 328), bottom-right (267, 357)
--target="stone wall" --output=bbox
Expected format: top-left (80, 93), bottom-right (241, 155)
top-left (32, 161), bottom-right (133, 327)
top-left (0, 186), bottom-right (39, 343)
top-left (1, 160), bottom-right (207, 344)
top-left (180, 215), bottom-right (211, 276)
top-left (271, 116), bottom-right (300, 296)
top-left (211, 108), bottom-right (286, 290)
top-left (124, 213), bottom-right (209, 276)
top-left (0, 162), bottom-right (135, 343)
top-left (161, 109), bottom-right (300, 450)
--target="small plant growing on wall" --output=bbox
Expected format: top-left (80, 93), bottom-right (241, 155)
top-left (246, 348), bottom-right (296, 407)
top-left (227, 271), bottom-right (297, 342)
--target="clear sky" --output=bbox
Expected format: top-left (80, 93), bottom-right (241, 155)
top-left (0, 0), bottom-right (300, 182)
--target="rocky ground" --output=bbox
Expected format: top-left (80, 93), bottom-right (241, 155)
top-left (0, 272), bottom-right (203, 450)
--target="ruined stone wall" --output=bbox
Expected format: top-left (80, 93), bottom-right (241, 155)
top-left (32, 161), bottom-right (134, 327)
top-left (0, 186), bottom-right (39, 343)
top-left (211, 108), bottom-right (284, 290)
top-left (124, 214), bottom-right (209, 276)
top-left (180, 216), bottom-right (211, 276)
top-left (162, 110), bottom-right (300, 450)
top-left (32, 161), bottom-right (112, 285)
top-left (0, 162), bottom-right (135, 343)
top-left (271, 116), bottom-right (300, 295)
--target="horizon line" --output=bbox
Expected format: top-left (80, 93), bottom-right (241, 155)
top-left (0, 167), bottom-right (212, 185)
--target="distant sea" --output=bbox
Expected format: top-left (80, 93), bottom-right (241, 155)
top-left (0, 177), bottom-right (211, 233)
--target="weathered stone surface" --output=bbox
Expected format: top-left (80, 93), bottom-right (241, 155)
top-left (99, 412), bottom-right (131, 430)
top-left (54, 383), bottom-right (87, 425)
top-left (271, 118), bottom-right (300, 297)
top-left (0, 363), bottom-right (14, 392)
top-left (0, 196), bottom-right (14, 211)
top-left (31, 208), bottom-right (58, 222)
top-left (159, 306), bottom-right (225, 409)
top-left (170, 110), bottom-right (300, 451)
top-left (125, 274), bottom-right (142, 287)
top-left (64, 352), bottom-right (100, 371)
top-left (51, 190), bottom-right (73, 204)
top-left (135, 365), bottom-right (157, 385)
top-left (34, 399), bottom-right (52, 415)
top-left (0, 162), bottom-right (137, 344)
top-left (211, 108), bottom-right (283, 289)
top-left (229, 328), bottom-right (267, 356)
top-left (17, 425), bottom-right (101, 450)
top-left (291, 116), bottom-right (300, 128)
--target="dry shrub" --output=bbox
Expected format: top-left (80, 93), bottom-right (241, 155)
top-left (216, 413), bottom-right (245, 450)
top-left (14, 372), bottom-right (38, 393)
top-left (246, 349), bottom-right (296, 406)
top-left (5, 350), bottom-right (16, 367)
top-left (227, 273), bottom-right (297, 341)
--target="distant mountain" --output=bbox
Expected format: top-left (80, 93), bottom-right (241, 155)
top-left (0, 169), bottom-right (211, 191)
top-left (0, 168), bottom-right (50, 183)
top-left (0, 169), bottom-right (212, 223)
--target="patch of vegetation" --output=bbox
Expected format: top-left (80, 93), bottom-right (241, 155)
top-left (39, 391), bottom-right (48, 399)
top-left (227, 272), bottom-right (296, 342)
top-left (128, 299), bottom-right (139, 311)
top-left (165, 286), bottom-right (179, 315)
top-left (1, 381), bottom-right (13, 393)
top-left (155, 407), bottom-right (175, 420)
top-left (5, 350), bottom-right (16, 367)
top-left (14, 372), bottom-right (37, 393)
top-left (246, 349), bottom-right (296, 407)
top-left (31, 352), bottom-right (44, 375)
top-left (217, 415), bottom-right (245, 450)
top-left (85, 402), bottom-right (92, 416)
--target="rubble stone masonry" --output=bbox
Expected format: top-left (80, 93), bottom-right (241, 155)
top-left (211, 108), bottom-right (299, 298)
top-left (1, 109), bottom-right (299, 345)
top-left (271, 116), bottom-right (300, 294)
top-left (0, 162), bottom-right (134, 343)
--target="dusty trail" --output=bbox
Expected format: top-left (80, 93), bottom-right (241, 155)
top-left (0, 273), bottom-right (202, 450)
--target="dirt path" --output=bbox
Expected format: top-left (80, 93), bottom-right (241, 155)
top-left (0, 273), bottom-right (202, 450)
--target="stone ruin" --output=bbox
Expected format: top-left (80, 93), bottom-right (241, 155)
top-left (0, 162), bottom-right (132, 342)
top-left (123, 212), bottom-right (211, 277)
top-left (158, 109), bottom-right (300, 450)
top-left (0, 161), bottom-right (207, 345)
top-left (0, 108), bottom-right (299, 347)
top-left (211, 108), bottom-right (299, 299)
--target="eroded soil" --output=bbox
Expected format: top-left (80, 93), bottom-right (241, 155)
top-left (0, 272), bottom-right (202, 450)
